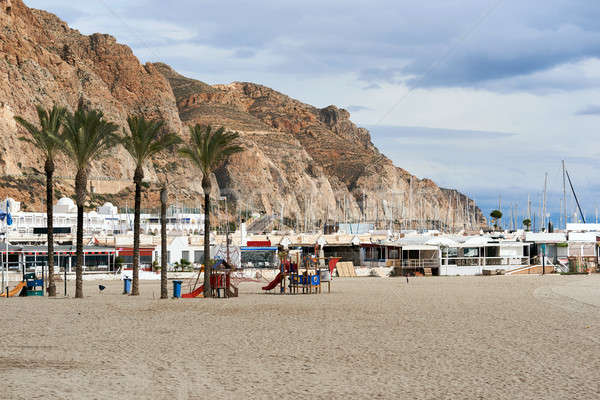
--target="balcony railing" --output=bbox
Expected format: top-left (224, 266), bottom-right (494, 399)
top-left (401, 259), bottom-right (441, 268)
top-left (443, 256), bottom-right (529, 267)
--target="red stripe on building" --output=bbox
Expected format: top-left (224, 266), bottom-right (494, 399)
top-left (247, 241), bottom-right (271, 247)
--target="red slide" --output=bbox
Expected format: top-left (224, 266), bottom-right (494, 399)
top-left (182, 285), bottom-right (204, 298)
top-left (262, 272), bottom-right (283, 291)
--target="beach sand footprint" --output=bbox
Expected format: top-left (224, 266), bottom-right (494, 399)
top-left (534, 276), bottom-right (600, 315)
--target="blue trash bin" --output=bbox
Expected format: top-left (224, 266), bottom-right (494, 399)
top-left (173, 280), bottom-right (182, 298)
top-left (123, 278), bottom-right (132, 294)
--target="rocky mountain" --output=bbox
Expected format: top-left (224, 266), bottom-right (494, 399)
top-left (0, 0), bottom-right (484, 230)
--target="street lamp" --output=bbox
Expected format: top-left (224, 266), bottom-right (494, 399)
top-left (219, 196), bottom-right (230, 263)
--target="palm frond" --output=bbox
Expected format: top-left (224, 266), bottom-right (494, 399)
top-left (14, 104), bottom-right (66, 161)
top-left (121, 115), bottom-right (181, 171)
top-left (61, 105), bottom-right (119, 171)
top-left (180, 124), bottom-right (243, 177)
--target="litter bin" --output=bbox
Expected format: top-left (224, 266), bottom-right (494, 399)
top-left (123, 278), bottom-right (132, 294)
top-left (172, 280), bottom-right (182, 298)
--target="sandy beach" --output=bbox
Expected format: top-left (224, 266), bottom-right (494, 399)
top-left (1, 275), bottom-right (599, 399)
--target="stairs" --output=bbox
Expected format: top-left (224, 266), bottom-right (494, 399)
top-left (506, 264), bottom-right (555, 275)
top-left (226, 285), bottom-right (239, 298)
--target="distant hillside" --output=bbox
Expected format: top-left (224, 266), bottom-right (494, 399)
top-left (0, 1), bottom-right (484, 229)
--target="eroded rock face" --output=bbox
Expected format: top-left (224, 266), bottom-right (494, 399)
top-left (0, 1), bottom-right (185, 208)
top-left (155, 65), bottom-right (484, 229)
top-left (0, 1), bottom-right (484, 229)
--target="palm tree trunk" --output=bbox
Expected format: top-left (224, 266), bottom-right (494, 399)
top-left (75, 169), bottom-right (86, 299)
top-left (160, 185), bottom-right (168, 299)
top-left (45, 159), bottom-right (56, 297)
top-left (203, 177), bottom-right (212, 297)
top-left (132, 167), bottom-right (143, 296)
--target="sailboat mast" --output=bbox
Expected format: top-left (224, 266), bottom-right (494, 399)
top-left (565, 169), bottom-right (586, 223)
top-left (542, 173), bottom-right (548, 230)
top-left (562, 160), bottom-right (567, 230)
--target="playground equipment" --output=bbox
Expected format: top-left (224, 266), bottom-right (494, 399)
top-left (0, 281), bottom-right (26, 297)
top-left (1, 273), bottom-right (44, 297)
top-left (262, 251), bottom-right (332, 294)
top-left (182, 259), bottom-right (239, 298)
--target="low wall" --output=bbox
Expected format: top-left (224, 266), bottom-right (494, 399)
top-left (356, 267), bottom-right (393, 277)
top-left (440, 265), bottom-right (482, 276)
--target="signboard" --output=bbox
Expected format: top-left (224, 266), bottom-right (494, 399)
top-left (246, 240), bottom-right (272, 247)
top-left (33, 227), bottom-right (71, 234)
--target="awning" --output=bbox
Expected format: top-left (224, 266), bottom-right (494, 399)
top-left (401, 245), bottom-right (438, 251)
top-left (241, 247), bottom-right (277, 251)
top-left (426, 237), bottom-right (459, 247)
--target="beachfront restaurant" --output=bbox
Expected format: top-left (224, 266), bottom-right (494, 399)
top-left (439, 236), bottom-right (530, 275)
top-left (524, 232), bottom-right (568, 271)
top-left (321, 234), bottom-right (361, 266)
top-left (378, 236), bottom-right (442, 276)
top-left (1, 244), bottom-right (117, 273)
top-left (240, 240), bottom-right (278, 268)
top-left (566, 231), bottom-right (598, 272)
top-left (116, 245), bottom-right (155, 269)
top-left (398, 243), bottom-right (440, 276)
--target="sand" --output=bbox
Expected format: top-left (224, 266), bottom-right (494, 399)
top-left (1, 275), bottom-right (600, 399)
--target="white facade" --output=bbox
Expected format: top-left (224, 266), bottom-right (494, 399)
top-left (98, 202), bottom-right (118, 215)
top-left (53, 197), bottom-right (76, 214)
top-left (153, 236), bottom-right (207, 266)
top-left (5, 198), bottom-right (205, 237)
top-left (567, 223), bottom-right (600, 232)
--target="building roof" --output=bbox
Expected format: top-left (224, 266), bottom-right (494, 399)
top-left (524, 232), bottom-right (567, 243)
top-left (56, 197), bottom-right (75, 207)
top-left (567, 223), bottom-right (600, 232)
top-left (2, 244), bottom-right (115, 253)
top-left (568, 232), bottom-right (598, 242)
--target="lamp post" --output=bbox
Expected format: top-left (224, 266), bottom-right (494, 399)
top-left (541, 243), bottom-right (546, 275)
top-left (220, 196), bottom-right (229, 263)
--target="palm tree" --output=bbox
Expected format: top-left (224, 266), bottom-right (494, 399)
top-left (490, 210), bottom-right (503, 230)
top-left (14, 105), bottom-right (66, 297)
top-left (61, 106), bottom-right (119, 298)
top-left (179, 125), bottom-right (242, 296)
top-left (120, 116), bottom-right (180, 296)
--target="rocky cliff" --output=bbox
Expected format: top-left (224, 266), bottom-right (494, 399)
top-left (0, 0), bottom-right (484, 230)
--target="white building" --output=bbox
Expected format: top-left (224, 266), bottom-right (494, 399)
top-left (3, 198), bottom-right (205, 237)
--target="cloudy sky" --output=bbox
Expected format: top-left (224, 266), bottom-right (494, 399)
top-left (26, 0), bottom-right (600, 227)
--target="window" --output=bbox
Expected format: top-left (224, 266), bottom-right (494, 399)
top-left (365, 246), bottom-right (384, 261)
top-left (442, 247), bottom-right (458, 265)
top-left (463, 248), bottom-right (479, 257)
top-left (182, 250), bottom-right (190, 262)
top-left (194, 251), bottom-right (203, 263)
top-left (241, 250), bottom-right (277, 268)
top-left (167, 251), bottom-right (171, 263)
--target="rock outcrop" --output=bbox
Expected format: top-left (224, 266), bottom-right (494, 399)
top-left (0, 1), bottom-right (484, 230)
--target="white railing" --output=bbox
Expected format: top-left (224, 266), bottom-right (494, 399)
top-left (401, 259), bottom-right (441, 268)
top-left (555, 259), bottom-right (569, 273)
top-left (442, 256), bottom-right (529, 267)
